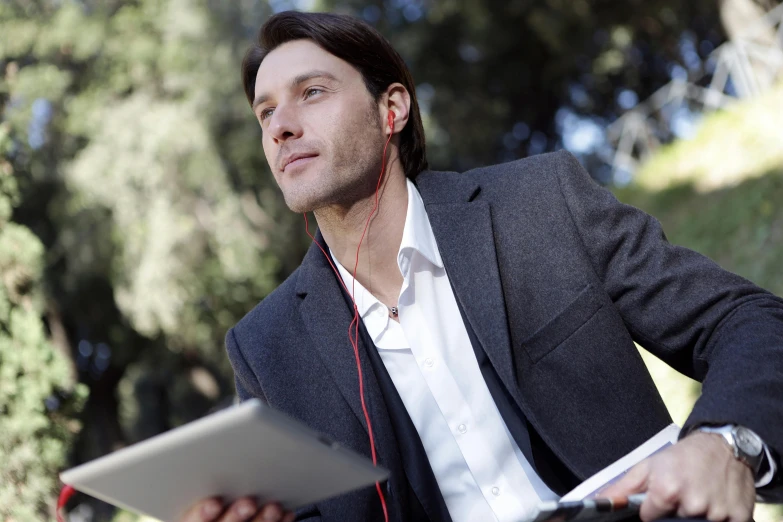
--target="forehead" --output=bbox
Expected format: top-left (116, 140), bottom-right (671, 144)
top-left (254, 39), bottom-right (359, 99)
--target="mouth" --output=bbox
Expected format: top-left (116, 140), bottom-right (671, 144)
top-left (282, 153), bottom-right (318, 172)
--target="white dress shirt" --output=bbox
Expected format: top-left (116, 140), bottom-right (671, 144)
top-left (332, 179), bottom-right (559, 522)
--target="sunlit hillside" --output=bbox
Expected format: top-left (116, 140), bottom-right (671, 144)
top-left (615, 83), bottom-right (783, 522)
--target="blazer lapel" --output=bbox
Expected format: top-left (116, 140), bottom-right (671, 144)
top-left (296, 236), bottom-right (390, 435)
top-left (296, 234), bottom-right (407, 521)
top-left (416, 175), bottom-right (522, 408)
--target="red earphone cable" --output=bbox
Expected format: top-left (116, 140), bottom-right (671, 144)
top-left (56, 484), bottom-right (76, 522)
top-left (54, 116), bottom-right (396, 522)
top-left (303, 111), bottom-right (395, 522)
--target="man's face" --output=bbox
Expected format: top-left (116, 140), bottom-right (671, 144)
top-left (252, 39), bottom-right (387, 213)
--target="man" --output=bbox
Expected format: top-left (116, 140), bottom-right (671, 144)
top-left (181, 11), bottom-right (783, 522)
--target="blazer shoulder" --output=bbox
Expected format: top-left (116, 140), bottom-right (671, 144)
top-left (415, 150), bottom-right (583, 204)
top-left (460, 150), bottom-right (587, 205)
top-left (465, 150), bottom-right (580, 183)
top-left (230, 267), bottom-right (301, 347)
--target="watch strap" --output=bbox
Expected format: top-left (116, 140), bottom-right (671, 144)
top-left (695, 424), bottom-right (774, 487)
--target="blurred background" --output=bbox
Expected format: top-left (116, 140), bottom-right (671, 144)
top-left (1, 0), bottom-right (782, 520)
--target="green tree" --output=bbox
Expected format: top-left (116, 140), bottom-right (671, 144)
top-left (2, 4), bottom-right (315, 518)
top-left (0, 133), bottom-right (87, 520)
top-left (322, 0), bottom-right (730, 174)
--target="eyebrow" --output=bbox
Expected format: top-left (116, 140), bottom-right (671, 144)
top-left (252, 70), bottom-right (339, 111)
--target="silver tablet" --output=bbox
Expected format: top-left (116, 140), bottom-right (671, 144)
top-left (60, 399), bottom-right (388, 522)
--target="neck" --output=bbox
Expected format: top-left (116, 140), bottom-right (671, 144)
top-left (315, 160), bottom-right (408, 306)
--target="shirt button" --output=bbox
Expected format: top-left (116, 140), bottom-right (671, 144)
top-left (491, 486), bottom-right (500, 496)
top-left (424, 358), bottom-right (434, 367)
top-left (457, 423), bottom-right (467, 434)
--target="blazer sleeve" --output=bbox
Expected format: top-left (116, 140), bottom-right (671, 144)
top-left (225, 329), bottom-right (323, 520)
top-left (225, 327), bottom-right (267, 403)
top-left (551, 151), bottom-right (783, 497)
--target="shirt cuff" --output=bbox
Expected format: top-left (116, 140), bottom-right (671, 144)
top-left (691, 424), bottom-right (777, 488)
top-left (756, 440), bottom-right (777, 488)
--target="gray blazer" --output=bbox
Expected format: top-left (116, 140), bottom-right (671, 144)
top-left (226, 150), bottom-right (783, 521)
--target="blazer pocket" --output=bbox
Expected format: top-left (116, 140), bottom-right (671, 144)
top-left (521, 284), bottom-right (604, 364)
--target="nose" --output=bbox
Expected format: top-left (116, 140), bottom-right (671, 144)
top-left (267, 103), bottom-right (303, 143)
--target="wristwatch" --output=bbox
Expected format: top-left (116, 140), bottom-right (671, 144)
top-left (697, 425), bottom-right (766, 478)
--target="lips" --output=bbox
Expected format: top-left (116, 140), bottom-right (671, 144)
top-left (281, 153), bottom-right (318, 172)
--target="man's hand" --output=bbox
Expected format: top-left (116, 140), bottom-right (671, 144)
top-left (600, 432), bottom-right (755, 522)
top-left (179, 497), bottom-right (295, 522)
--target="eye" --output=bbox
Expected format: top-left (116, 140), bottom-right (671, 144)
top-left (259, 107), bottom-right (274, 121)
top-left (304, 87), bottom-right (323, 99)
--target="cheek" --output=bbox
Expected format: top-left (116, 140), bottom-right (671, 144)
top-left (261, 137), bottom-right (285, 185)
top-left (322, 99), bottom-right (365, 137)
top-left (328, 108), bottom-right (376, 155)
top-left (261, 135), bottom-right (275, 165)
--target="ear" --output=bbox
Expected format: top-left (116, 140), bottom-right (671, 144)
top-left (383, 83), bottom-right (411, 136)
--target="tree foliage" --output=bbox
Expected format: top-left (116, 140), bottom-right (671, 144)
top-left (2, 1), bottom-right (309, 517)
top-left (0, 130), bottom-right (87, 520)
top-left (322, 0), bottom-right (727, 175)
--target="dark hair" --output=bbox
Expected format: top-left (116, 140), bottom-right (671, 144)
top-left (241, 11), bottom-right (428, 179)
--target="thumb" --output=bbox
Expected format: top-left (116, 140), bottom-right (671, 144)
top-left (598, 460), bottom-right (650, 499)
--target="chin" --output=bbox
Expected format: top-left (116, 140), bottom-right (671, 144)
top-left (277, 176), bottom-right (316, 213)
top-left (284, 200), bottom-right (315, 214)
top-left (282, 189), bottom-right (329, 214)
top-left (281, 191), bottom-right (310, 213)
top-left (280, 169), bottom-right (372, 213)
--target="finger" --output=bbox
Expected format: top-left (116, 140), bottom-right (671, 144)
top-left (727, 501), bottom-right (753, 522)
top-left (676, 493), bottom-right (708, 519)
top-left (705, 504), bottom-right (728, 522)
top-left (640, 479), bottom-right (680, 522)
top-left (600, 461), bottom-right (650, 498)
top-left (725, 465), bottom-right (755, 522)
top-left (281, 512), bottom-right (296, 522)
top-left (219, 497), bottom-right (258, 522)
top-left (180, 498), bottom-right (224, 522)
top-left (250, 503), bottom-right (285, 522)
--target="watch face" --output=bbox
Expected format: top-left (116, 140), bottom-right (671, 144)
top-left (735, 427), bottom-right (763, 457)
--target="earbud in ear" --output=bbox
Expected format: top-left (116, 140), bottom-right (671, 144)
top-left (388, 111), bottom-right (395, 131)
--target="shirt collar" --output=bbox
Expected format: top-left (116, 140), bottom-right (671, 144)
top-left (330, 178), bottom-right (443, 319)
top-left (331, 256), bottom-right (381, 319)
top-left (398, 178), bottom-right (444, 271)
